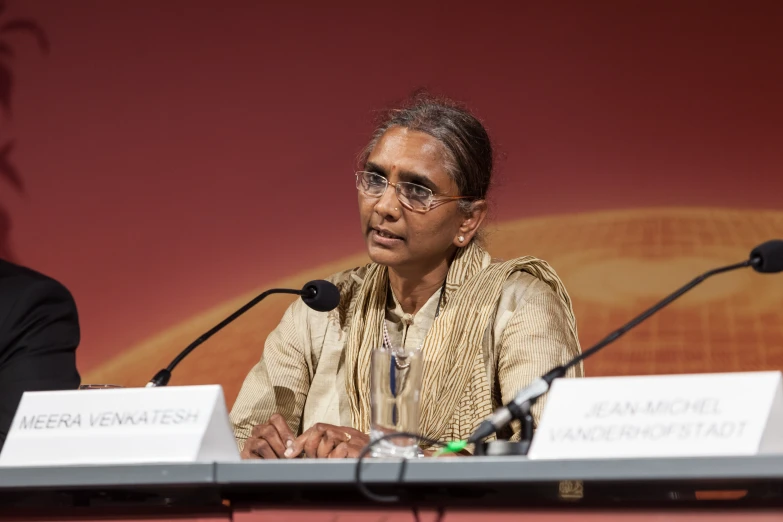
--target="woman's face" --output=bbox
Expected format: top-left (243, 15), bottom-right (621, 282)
top-left (358, 127), bottom-right (472, 273)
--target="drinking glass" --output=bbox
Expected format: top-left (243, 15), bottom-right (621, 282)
top-left (369, 346), bottom-right (423, 458)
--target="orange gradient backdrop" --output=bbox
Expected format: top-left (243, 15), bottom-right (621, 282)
top-left (2, 1), bottom-right (782, 407)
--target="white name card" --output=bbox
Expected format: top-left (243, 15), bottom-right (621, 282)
top-left (0, 385), bottom-right (240, 467)
top-left (528, 371), bottom-right (783, 460)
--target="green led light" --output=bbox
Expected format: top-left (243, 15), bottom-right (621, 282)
top-left (436, 439), bottom-right (468, 456)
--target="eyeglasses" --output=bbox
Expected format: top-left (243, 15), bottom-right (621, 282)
top-left (355, 171), bottom-right (472, 213)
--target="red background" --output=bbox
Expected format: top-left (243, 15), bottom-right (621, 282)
top-left (1, 1), bottom-right (781, 388)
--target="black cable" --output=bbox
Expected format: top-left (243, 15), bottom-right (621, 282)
top-left (354, 431), bottom-right (443, 503)
top-left (563, 259), bottom-right (751, 373)
top-left (506, 260), bottom-right (756, 397)
top-left (167, 288), bottom-right (301, 371)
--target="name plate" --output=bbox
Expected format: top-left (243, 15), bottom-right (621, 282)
top-left (528, 371), bottom-right (783, 460)
top-left (0, 385), bottom-right (240, 467)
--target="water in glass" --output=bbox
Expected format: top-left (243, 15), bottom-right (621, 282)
top-left (370, 346), bottom-right (423, 458)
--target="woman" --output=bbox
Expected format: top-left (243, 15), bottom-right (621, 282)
top-left (230, 95), bottom-right (582, 459)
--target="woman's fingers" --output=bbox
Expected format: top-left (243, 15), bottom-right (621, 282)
top-left (317, 428), bottom-right (351, 458)
top-left (328, 442), bottom-right (350, 459)
top-left (242, 435), bottom-right (278, 459)
top-left (268, 413), bottom-right (295, 451)
top-left (249, 422), bottom-right (288, 458)
top-left (244, 421), bottom-right (380, 460)
top-left (241, 415), bottom-right (299, 459)
top-left (240, 439), bottom-right (262, 459)
top-left (342, 441), bottom-right (365, 458)
top-left (302, 424), bottom-right (327, 458)
top-left (289, 424), bottom-right (353, 459)
top-left (287, 427), bottom-right (311, 459)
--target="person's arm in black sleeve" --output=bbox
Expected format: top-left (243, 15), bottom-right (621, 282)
top-left (0, 277), bottom-right (81, 450)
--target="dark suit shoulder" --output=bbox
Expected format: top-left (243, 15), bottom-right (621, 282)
top-left (0, 258), bottom-right (68, 288)
top-left (0, 258), bottom-right (74, 302)
top-left (0, 260), bottom-right (77, 335)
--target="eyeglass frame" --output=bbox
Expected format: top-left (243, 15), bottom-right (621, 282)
top-left (355, 171), bottom-right (473, 213)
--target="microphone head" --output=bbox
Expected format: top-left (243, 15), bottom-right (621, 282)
top-left (300, 280), bottom-right (341, 312)
top-left (750, 240), bottom-right (783, 274)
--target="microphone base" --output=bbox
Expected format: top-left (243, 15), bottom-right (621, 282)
top-left (148, 369), bottom-right (172, 387)
top-left (474, 440), bottom-right (530, 457)
top-left (471, 408), bottom-right (535, 457)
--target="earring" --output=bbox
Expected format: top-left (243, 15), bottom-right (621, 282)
top-left (458, 235), bottom-right (465, 243)
top-left (394, 207), bottom-right (399, 211)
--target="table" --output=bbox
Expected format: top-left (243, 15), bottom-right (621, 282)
top-left (2, 456), bottom-right (783, 521)
top-left (0, 463), bottom-right (227, 522)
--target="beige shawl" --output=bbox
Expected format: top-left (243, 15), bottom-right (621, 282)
top-left (344, 241), bottom-right (578, 442)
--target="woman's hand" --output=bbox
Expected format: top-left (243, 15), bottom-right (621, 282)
top-left (241, 413), bottom-right (296, 459)
top-left (286, 423), bottom-right (370, 459)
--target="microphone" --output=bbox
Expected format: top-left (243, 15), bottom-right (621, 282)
top-left (146, 280), bottom-right (340, 387)
top-left (467, 239), bottom-right (783, 444)
top-left (750, 240), bottom-right (783, 274)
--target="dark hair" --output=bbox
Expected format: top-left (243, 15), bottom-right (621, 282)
top-left (360, 93), bottom-right (493, 213)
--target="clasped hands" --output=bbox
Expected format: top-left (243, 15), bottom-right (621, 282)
top-left (242, 413), bottom-right (370, 459)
